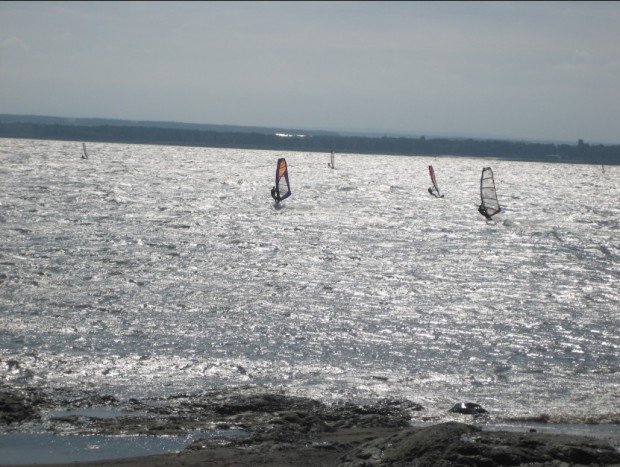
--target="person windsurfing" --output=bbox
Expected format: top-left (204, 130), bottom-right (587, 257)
top-left (478, 205), bottom-right (492, 220)
top-left (478, 167), bottom-right (501, 220)
top-left (271, 157), bottom-right (291, 205)
top-left (427, 165), bottom-right (444, 198)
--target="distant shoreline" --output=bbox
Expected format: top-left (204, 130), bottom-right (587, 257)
top-left (1, 115), bottom-right (618, 165)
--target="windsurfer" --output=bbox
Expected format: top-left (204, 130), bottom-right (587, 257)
top-left (478, 205), bottom-right (492, 220)
top-left (271, 186), bottom-right (281, 202)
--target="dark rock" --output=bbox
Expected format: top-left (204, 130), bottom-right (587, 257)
top-left (325, 398), bottom-right (422, 429)
top-left (340, 421), bottom-right (620, 466)
top-left (0, 390), bottom-right (38, 425)
top-left (212, 393), bottom-right (322, 416)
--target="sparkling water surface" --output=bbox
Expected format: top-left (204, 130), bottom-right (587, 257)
top-left (1, 138), bottom-right (618, 424)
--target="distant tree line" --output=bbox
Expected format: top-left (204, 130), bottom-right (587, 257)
top-left (0, 121), bottom-right (618, 165)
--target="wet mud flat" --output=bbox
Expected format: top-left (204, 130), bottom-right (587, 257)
top-left (2, 384), bottom-right (620, 466)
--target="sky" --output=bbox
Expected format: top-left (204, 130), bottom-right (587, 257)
top-left (1, 1), bottom-right (619, 144)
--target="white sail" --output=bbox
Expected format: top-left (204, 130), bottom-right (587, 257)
top-left (81, 143), bottom-right (88, 159)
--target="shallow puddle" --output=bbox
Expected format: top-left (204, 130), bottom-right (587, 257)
top-left (0, 429), bottom-right (246, 465)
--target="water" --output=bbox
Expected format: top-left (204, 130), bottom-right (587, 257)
top-left (1, 138), bottom-right (618, 425)
top-left (0, 429), bottom-right (225, 465)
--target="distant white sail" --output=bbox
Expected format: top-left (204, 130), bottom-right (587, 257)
top-left (328, 150), bottom-right (335, 169)
top-left (478, 167), bottom-right (501, 219)
top-left (81, 143), bottom-right (88, 159)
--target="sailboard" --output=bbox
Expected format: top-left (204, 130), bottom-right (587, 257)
top-left (328, 150), bottom-right (335, 169)
top-left (271, 157), bottom-right (291, 203)
top-left (81, 143), bottom-right (88, 159)
top-left (478, 167), bottom-right (501, 219)
top-left (427, 165), bottom-right (444, 198)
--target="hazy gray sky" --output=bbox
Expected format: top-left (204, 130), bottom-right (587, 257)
top-left (1, 1), bottom-right (619, 144)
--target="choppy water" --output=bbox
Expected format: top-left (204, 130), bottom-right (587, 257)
top-left (1, 138), bottom-right (618, 425)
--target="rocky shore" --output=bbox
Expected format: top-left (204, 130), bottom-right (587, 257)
top-left (2, 384), bottom-right (619, 466)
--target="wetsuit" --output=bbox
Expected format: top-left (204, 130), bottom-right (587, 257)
top-left (271, 186), bottom-right (280, 202)
top-left (478, 205), bottom-right (492, 220)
